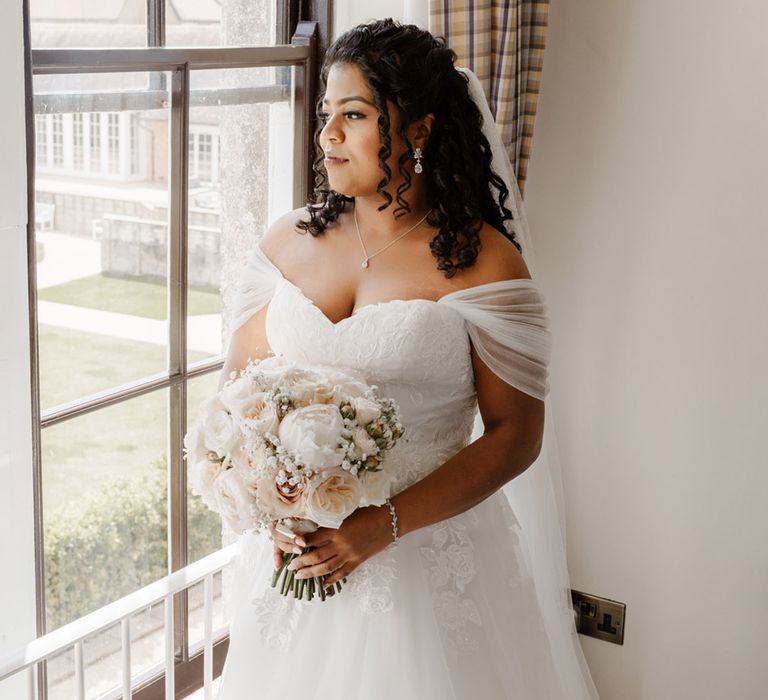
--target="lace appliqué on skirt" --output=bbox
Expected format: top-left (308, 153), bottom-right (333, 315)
top-left (250, 586), bottom-right (303, 653)
top-left (345, 545), bottom-right (398, 614)
top-left (419, 510), bottom-right (482, 656)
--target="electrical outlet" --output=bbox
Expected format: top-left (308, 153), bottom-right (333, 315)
top-left (571, 589), bottom-right (626, 645)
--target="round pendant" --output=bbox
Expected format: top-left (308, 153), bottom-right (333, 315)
top-left (361, 259), bottom-right (369, 269)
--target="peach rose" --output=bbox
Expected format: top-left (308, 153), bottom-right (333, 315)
top-left (255, 472), bottom-right (305, 520)
top-left (304, 468), bottom-right (363, 529)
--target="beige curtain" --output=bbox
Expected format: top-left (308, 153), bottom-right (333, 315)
top-left (429, 0), bottom-right (550, 196)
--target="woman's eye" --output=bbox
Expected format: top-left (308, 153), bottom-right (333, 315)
top-left (318, 111), bottom-right (365, 121)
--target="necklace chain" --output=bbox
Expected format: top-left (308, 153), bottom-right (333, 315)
top-left (353, 205), bottom-right (432, 269)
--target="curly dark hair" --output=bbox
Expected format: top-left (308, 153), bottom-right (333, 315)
top-left (295, 17), bottom-right (520, 277)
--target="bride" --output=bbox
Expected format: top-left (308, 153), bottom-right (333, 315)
top-left (216, 17), bottom-right (600, 699)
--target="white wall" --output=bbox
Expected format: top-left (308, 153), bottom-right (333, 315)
top-left (0, 0), bottom-right (37, 697)
top-left (525, 1), bottom-right (768, 698)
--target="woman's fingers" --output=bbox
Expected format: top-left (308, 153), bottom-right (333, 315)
top-left (273, 545), bottom-right (283, 568)
top-left (268, 522), bottom-right (304, 555)
top-left (290, 554), bottom-right (344, 580)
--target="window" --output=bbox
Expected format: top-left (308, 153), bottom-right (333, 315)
top-left (130, 114), bottom-right (140, 176)
top-left (107, 112), bottom-right (120, 174)
top-left (51, 114), bottom-right (63, 167)
top-left (89, 113), bottom-right (101, 172)
top-left (72, 113), bottom-right (85, 170)
top-left (35, 114), bottom-right (48, 165)
top-left (25, 1), bottom-right (326, 697)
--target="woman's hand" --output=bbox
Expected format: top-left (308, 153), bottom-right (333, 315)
top-left (284, 505), bottom-right (393, 590)
top-left (268, 520), bottom-right (307, 569)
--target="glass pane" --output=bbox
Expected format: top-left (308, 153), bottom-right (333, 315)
top-left (187, 370), bottom-right (223, 563)
top-left (186, 65), bottom-right (295, 365)
top-left (165, 0), bottom-right (277, 48)
top-left (188, 571), bottom-right (228, 648)
top-left (30, 1), bottom-right (146, 49)
top-left (33, 71), bottom-right (172, 410)
top-left (42, 390), bottom-right (169, 631)
top-left (128, 603), bottom-right (166, 683)
top-left (46, 622), bottom-right (124, 699)
top-left (44, 607), bottom-right (170, 698)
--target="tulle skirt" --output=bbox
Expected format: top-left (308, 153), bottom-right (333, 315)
top-left (217, 490), bottom-right (594, 699)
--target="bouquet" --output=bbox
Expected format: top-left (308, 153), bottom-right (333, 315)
top-left (183, 354), bottom-right (404, 601)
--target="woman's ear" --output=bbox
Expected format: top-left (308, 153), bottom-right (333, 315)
top-left (409, 113), bottom-right (435, 150)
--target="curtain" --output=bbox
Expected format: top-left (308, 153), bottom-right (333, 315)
top-left (429, 0), bottom-right (550, 196)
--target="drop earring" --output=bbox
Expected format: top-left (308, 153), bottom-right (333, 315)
top-left (413, 147), bottom-right (423, 174)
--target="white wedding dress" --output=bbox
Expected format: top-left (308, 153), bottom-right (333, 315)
top-left (215, 240), bottom-right (600, 699)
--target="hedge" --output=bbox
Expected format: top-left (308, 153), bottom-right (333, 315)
top-left (44, 458), bottom-right (221, 630)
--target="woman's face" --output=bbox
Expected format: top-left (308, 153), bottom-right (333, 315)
top-left (318, 62), bottom-right (411, 198)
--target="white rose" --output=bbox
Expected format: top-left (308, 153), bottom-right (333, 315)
top-left (337, 380), bottom-right (372, 400)
top-left (219, 375), bottom-right (252, 412)
top-left (351, 396), bottom-right (382, 425)
top-left (278, 404), bottom-right (347, 469)
top-left (359, 467), bottom-right (393, 506)
top-left (249, 354), bottom-right (295, 382)
top-left (188, 456), bottom-right (223, 510)
top-left (183, 423), bottom-right (208, 464)
top-left (351, 426), bottom-right (379, 460)
top-left (304, 468), bottom-right (363, 529)
top-left (213, 468), bottom-right (255, 535)
top-left (286, 376), bottom-right (324, 407)
top-left (202, 407), bottom-right (239, 456)
top-left (280, 366), bottom-right (319, 388)
top-left (227, 390), bottom-right (279, 436)
top-left (255, 473), bottom-right (304, 520)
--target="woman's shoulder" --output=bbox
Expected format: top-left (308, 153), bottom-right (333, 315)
top-left (260, 207), bottom-right (313, 259)
top-left (468, 221), bottom-right (531, 286)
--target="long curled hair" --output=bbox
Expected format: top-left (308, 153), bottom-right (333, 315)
top-left (296, 18), bottom-right (520, 277)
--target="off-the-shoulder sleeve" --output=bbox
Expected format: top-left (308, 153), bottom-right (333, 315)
top-left (441, 279), bottom-right (551, 400)
top-left (230, 243), bottom-right (283, 334)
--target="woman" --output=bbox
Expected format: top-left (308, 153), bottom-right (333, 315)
top-left (217, 18), bottom-right (599, 699)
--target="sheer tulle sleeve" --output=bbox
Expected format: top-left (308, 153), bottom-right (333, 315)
top-left (230, 243), bottom-right (283, 334)
top-left (440, 279), bottom-right (551, 400)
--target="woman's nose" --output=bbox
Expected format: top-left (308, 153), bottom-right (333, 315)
top-left (321, 114), bottom-right (343, 143)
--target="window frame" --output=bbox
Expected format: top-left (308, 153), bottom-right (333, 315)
top-left (23, 1), bottom-right (329, 697)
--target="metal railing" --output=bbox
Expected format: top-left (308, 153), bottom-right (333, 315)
top-left (0, 543), bottom-right (239, 699)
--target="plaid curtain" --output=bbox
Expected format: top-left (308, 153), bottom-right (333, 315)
top-left (429, 0), bottom-right (550, 196)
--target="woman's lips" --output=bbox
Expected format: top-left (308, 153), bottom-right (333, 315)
top-left (324, 156), bottom-right (348, 165)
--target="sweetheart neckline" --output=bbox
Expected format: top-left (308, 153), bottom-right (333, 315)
top-left (256, 242), bottom-right (539, 327)
top-left (278, 277), bottom-right (455, 328)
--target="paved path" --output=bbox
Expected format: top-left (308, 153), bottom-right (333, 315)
top-left (38, 301), bottom-right (223, 355)
top-left (36, 232), bottom-right (224, 355)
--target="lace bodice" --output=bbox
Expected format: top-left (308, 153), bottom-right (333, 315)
top-left (230, 241), bottom-right (551, 491)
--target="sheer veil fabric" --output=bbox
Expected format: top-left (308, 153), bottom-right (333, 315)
top-left (457, 66), bottom-right (600, 698)
top-left (219, 67), bottom-right (599, 699)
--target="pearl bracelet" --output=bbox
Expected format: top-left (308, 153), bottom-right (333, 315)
top-left (384, 498), bottom-right (399, 543)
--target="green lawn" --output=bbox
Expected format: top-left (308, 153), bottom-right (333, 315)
top-left (38, 273), bottom-right (221, 319)
top-left (40, 324), bottom-right (220, 512)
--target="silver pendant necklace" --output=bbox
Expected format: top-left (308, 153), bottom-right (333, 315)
top-left (353, 205), bottom-right (433, 269)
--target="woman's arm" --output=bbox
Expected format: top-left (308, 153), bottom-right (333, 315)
top-left (217, 304), bottom-right (272, 391)
top-left (288, 343), bottom-right (545, 588)
top-left (389, 341), bottom-right (545, 538)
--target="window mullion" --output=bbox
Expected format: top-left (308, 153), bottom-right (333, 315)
top-left (168, 64), bottom-right (190, 663)
top-left (147, 0), bottom-right (165, 48)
